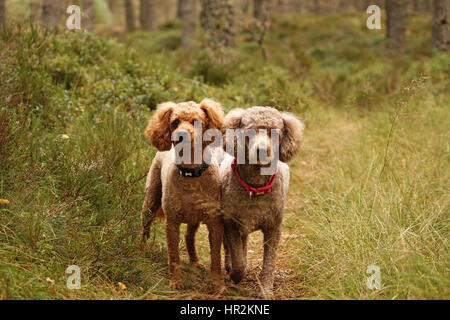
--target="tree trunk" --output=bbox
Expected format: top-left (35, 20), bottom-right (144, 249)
top-left (432, 0), bottom-right (450, 51)
top-left (42, 0), bottom-right (64, 29)
top-left (108, 0), bottom-right (118, 14)
top-left (181, 0), bottom-right (197, 47)
top-left (0, 0), bottom-right (5, 27)
top-left (177, 0), bottom-right (183, 19)
top-left (200, 0), bottom-right (235, 47)
top-left (414, 0), bottom-right (434, 11)
top-left (83, 0), bottom-right (95, 31)
top-left (413, 0), bottom-right (421, 11)
top-left (253, 0), bottom-right (266, 20)
top-left (386, 0), bottom-right (408, 49)
top-left (125, 0), bottom-right (135, 31)
top-left (336, 0), bottom-right (352, 12)
top-left (140, 0), bottom-right (156, 31)
top-left (243, 0), bottom-right (250, 14)
top-left (358, 0), bottom-right (380, 11)
top-left (30, 2), bottom-right (41, 24)
top-left (314, 0), bottom-right (321, 14)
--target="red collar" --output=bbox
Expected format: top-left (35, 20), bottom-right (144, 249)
top-left (231, 158), bottom-right (277, 198)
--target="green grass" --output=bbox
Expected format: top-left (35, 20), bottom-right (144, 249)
top-left (0, 12), bottom-right (449, 299)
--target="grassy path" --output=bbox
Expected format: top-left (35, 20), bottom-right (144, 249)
top-left (142, 101), bottom-right (448, 300)
top-left (1, 14), bottom-right (448, 300)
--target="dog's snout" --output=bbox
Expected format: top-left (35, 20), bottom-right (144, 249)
top-left (259, 146), bottom-right (271, 157)
top-left (173, 127), bottom-right (194, 144)
top-left (255, 135), bottom-right (272, 160)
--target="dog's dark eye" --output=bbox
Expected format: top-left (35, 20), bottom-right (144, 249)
top-left (171, 119), bottom-right (179, 128)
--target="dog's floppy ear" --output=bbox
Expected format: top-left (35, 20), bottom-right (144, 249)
top-left (222, 108), bottom-right (244, 156)
top-left (222, 108), bottom-right (244, 132)
top-left (279, 112), bottom-right (304, 162)
top-left (144, 102), bottom-right (176, 151)
top-left (200, 98), bottom-right (224, 130)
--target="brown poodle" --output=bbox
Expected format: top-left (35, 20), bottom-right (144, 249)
top-left (141, 99), bottom-right (225, 291)
top-left (220, 106), bottom-right (304, 297)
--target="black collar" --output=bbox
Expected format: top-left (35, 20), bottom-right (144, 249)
top-left (176, 163), bottom-right (210, 178)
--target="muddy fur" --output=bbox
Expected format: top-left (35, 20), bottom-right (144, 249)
top-left (220, 106), bottom-right (304, 297)
top-left (141, 99), bottom-right (225, 291)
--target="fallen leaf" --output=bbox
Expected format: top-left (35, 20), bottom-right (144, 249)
top-left (281, 233), bottom-right (298, 239)
top-left (0, 199), bottom-right (10, 205)
top-left (46, 277), bottom-right (55, 296)
top-left (118, 282), bottom-right (126, 291)
top-left (46, 277), bottom-right (55, 284)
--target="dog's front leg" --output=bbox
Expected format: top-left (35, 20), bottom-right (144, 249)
top-left (207, 217), bottom-right (225, 293)
top-left (166, 220), bottom-right (183, 289)
top-left (223, 233), bottom-right (232, 273)
top-left (260, 225), bottom-right (281, 298)
top-left (241, 233), bottom-right (249, 272)
top-left (224, 222), bottom-right (246, 284)
top-left (186, 223), bottom-right (205, 268)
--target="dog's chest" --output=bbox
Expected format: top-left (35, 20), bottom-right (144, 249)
top-left (222, 173), bottom-right (285, 231)
top-left (163, 166), bottom-right (221, 221)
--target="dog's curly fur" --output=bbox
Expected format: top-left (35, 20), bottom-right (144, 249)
top-left (220, 106), bottom-right (304, 297)
top-left (141, 99), bottom-right (225, 291)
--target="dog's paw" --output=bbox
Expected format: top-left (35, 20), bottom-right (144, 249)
top-left (230, 269), bottom-right (245, 284)
top-left (211, 275), bottom-right (226, 295)
top-left (169, 279), bottom-right (184, 290)
top-left (260, 287), bottom-right (274, 299)
top-left (213, 283), bottom-right (227, 295)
